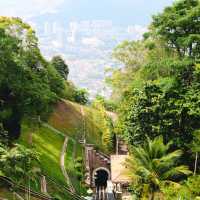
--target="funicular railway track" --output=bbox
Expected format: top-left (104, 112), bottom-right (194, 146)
top-left (95, 187), bottom-right (106, 200)
top-left (0, 176), bottom-right (53, 200)
top-left (0, 175), bottom-right (85, 200)
top-left (95, 187), bottom-right (115, 200)
top-left (42, 173), bottom-right (85, 200)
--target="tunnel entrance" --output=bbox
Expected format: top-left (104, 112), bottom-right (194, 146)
top-left (93, 168), bottom-right (110, 200)
top-left (93, 167), bottom-right (110, 188)
top-left (95, 169), bottom-right (109, 188)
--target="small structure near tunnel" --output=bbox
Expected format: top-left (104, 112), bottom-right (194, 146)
top-left (84, 137), bottom-right (131, 200)
top-left (110, 155), bottom-right (132, 200)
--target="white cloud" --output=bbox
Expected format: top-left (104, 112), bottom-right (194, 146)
top-left (0, 0), bottom-right (65, 19)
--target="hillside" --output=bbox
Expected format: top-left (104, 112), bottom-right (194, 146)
top-left (19, 123), bottom-right (83, 199)
top-left (0, 100), bottom-right (109, 199)
top-left (48, 100), bottom-right (105, 149)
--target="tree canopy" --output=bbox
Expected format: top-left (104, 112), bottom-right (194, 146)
top-left (152, 0), bottom-right (200, 59)
top-left (0, 17), bottom-right (65, 138)
top-left (51, 56), bottom-right (69, 80)
top-left (107, 1), bottom-right (200, 198)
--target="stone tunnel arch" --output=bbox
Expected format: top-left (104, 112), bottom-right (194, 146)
top-left (92, 167), bottom-right (111, 188)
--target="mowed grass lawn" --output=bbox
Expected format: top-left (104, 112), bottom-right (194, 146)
top-left (19, 122), bottom-right (85, 197)
top-left (20, 123), bottom-right (65, 185)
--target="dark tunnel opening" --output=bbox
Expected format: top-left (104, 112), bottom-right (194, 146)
top-left (94, 169), bottom-right (109, 188)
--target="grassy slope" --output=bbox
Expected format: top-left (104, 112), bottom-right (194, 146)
top-left (19, 122), bottom-right (87, 198)
top-left (49, 100), bottom-right (104, 149)
top-left (0, 100), bottom-right (106, 198)
top-left (20, 124), bottom-right (65, 185)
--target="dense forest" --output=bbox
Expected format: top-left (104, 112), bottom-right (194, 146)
top-left (107, 0), bottom-right (200, 199)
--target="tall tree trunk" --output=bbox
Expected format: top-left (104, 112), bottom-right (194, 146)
top-left (194, 152), bottom-right (198, 176)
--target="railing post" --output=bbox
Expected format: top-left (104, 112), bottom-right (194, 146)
top-left (40, 175), bottom-right (47, 193)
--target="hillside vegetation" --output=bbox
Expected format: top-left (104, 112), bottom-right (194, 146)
top-left (19, 122), bottom-right (83, 199)
top-left (49, 100), bottom-right (108, 150)
top-left (0, 99), bottom-right (113, 198)
top-left (0, 17), bottom-right (114, 199)
top-left (7, 99), bottom-right (110, 199)
top-left (107, 0), bottom-right (200, 199)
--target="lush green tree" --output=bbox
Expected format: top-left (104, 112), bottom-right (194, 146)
top-left (94, 95), bottom-right (117, 112)
top-left (0, 144), bottom-right (40, 184)
top-left (0, 123), bottom-right (9, 146)
top-left (46, 64), bottom-right (66, 98)
top-left (92, 98), bottom-right (114, 152)
top-left (112, 40), bottom-right (147, 70)
top-left (126, 136), bottom-right (191, 200)
top-left (73, 88), bottom-right (89, 105)
top-left (161, 175), bottom-right (200, 200)
top-left (106, 40), bottom-right (148, 100)
top-left (107, 0), bottom-right (200, 198)
top-left (118, 60), bottom-right (200, 151)
top-left (185, 175), bottom-right (200, 197)
top-left (51, 56), bottom-right (69, 80)
top-left (0, 17), bottom-right (64, 138)
top-left (152, 0), bottom-right (200, 58)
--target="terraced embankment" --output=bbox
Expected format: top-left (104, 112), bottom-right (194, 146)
top-left (0, 100), bottom-right (111, 198)
top-left (18, 122), bottom-right (83, 199)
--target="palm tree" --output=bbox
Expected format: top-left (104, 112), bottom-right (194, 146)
top-left (126, 136), bottom-right (191, 200)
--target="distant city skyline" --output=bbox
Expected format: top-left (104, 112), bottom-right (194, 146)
top-left (0, 0), bottom-right (174, 97)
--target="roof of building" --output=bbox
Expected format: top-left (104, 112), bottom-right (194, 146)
top-left (110, 155), bottom-right (131, 183)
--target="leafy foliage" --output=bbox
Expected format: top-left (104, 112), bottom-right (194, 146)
top-left (94, 95), bottom-right (117, 112)
top-left (0, 123), bottom-right (9, 146)
top-left (0, 144), bottom-right (40, 184)
top-left (73, 88), bottom-right (89, 105)
top-left (92, 98), bottom-right (114, 152)
top-left (161, 175), bottom-right (200, 199)
top-left (51, 56), bottom-right (69, 80)
top-left (107, 0), bottom-right (200, 198)
top-left (0, 17), bottom-right (66, 139)
top-left (152, 0), bottom-right (200, 58)
top-left (120, 64), bottom-right (200, 149)
top-left (106, 40), bottom-right (148, 100)
top-left (126, 136), bottom-right (191, 199)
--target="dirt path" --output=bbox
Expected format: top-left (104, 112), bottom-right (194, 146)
top-left (42, 123), bottom-right (76, 192)
top-left (60, 136), bottom-right (75, 193)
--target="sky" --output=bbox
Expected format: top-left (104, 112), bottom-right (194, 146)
top-left (0, 0), bottom-right (174, 26)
